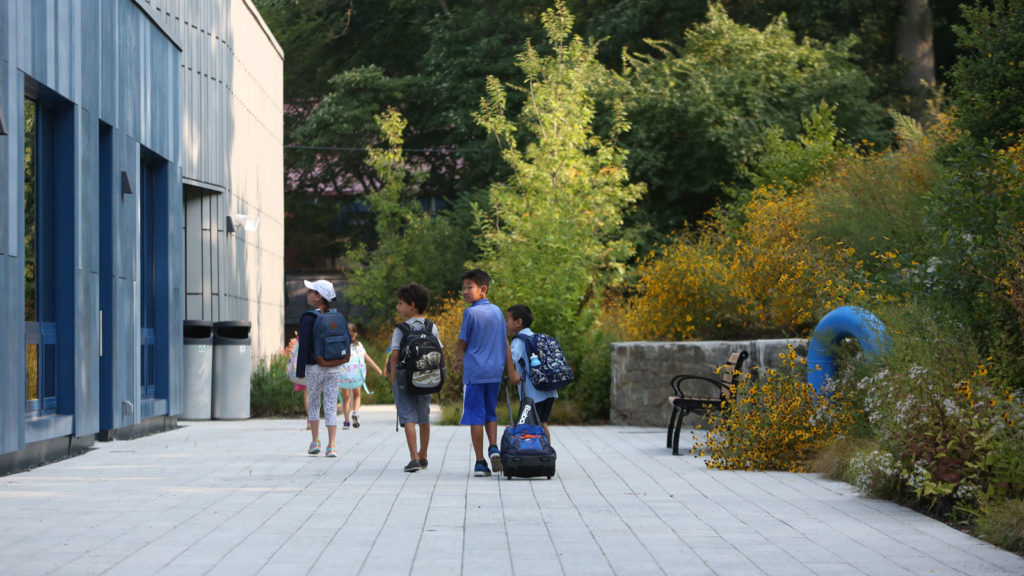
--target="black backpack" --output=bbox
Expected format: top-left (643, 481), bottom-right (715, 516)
top-left (396, 319), bottom-right (445, 395)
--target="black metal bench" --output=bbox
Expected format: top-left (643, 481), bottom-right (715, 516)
top-left (666, 350), bottom-right (749, 455)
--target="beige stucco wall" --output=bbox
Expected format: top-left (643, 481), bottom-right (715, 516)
top-left (154, 0), bottom-right (285, 365)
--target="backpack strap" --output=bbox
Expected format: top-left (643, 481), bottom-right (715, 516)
top-left (396, 319), bottom-right (432, 336)
top-left (515, 332), bottom-right (537, 355)
top-left (514, 333), bottom-right (537, 370)
top-left (395, 319), bottom-right (433, 361)
top-left (395, 322), bottom-right (411, 360)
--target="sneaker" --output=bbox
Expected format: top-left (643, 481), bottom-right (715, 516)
top-left (343, 421), bottom-right (351, 430)
top-left (308, 440), bottom-right (321, 455)
top-left (404, 459), bottom-right (421, 473)
top-left (325, 444), bottom-right (337, 458)
top-left (351, 413), bottom-right (360, 428)
top-left (488, 445), bottom-right (503, 473)
top-left (474, 459), bottom-right (491, 477)
top-left (418, 459), bottom-right (428, 470)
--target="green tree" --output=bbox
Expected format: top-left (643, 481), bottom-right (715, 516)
top-left (950, 0), bottom-right (1024, 146)
top-left (344, 109), bottom-right (471, 321)
top-left (617, 2), bottom-right (890, 234)
top-left (473, 1), bottom-right (645, 337)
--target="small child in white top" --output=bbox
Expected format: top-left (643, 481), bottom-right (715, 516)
top-left (338, 322), bottom-right (383, 429)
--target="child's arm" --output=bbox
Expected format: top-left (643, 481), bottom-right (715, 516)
top-left (388, 350), bottom-right (399, 385)
top-left (505, 341), bottom-right (521, 387)
top-left (364, 348), bottom-right (384, 376)
top-left (455, 339), bottom-right (467, 373)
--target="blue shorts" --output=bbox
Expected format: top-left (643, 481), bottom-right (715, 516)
top-left (460, 381), bottom-right (500, 425)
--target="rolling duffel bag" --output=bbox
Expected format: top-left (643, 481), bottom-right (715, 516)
top-left (499, 382), bottom-right (556, 479)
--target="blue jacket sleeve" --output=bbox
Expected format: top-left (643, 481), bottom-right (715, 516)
top-left (296, 311), bottom-right (317, 378)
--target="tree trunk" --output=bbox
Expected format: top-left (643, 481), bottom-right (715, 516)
top-left (895, 0), bottom-right (935, 121)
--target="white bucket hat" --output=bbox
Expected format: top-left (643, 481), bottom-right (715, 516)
top-left (303, 279), bottom-right (336, 302)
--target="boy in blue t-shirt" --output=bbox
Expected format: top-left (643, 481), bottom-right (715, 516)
top-left (506, 304), bottom-right (557, 442)
top-left (455, 269), bottom-right (521, 477)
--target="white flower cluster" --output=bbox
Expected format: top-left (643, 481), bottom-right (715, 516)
top-left (903, 461), bottom-right (931, 492)
top-left (848, 449), bottom-right (899, 496)
top-left (954, 481), bottom-right (978, 501)
top-left (908, 364), bottom-right (929, 381)
top-left (893, 396), bottom-right (928, 428)
top-left (855, 369), bottom-right (889, 427)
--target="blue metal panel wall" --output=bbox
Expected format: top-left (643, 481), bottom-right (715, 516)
top-left (99, 1), bottom-right (119, 125)
top-left (0, 1), bottom-right (25, 454)
top-left (76, 108), bottom-right (101, 436)
top-left (0, 0), bottom-right (21, 456)
top-left (117, 133), bottom-right (141, 429)
top-left (0, 0), bottom-right (183, 456)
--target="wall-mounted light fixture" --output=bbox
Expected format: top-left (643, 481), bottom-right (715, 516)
top-left (226, 214), bottom-right (259, 234)
top-left (121, 171), bottom-right (133, 196)
top-left (233, 214), bottom-right (260, 232)
top-left (0, 101), bottom-right (8, 136)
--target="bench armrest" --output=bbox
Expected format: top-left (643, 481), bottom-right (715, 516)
top-left (669, 374), bottom-right (729, 397)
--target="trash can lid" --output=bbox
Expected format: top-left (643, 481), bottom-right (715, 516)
top-left (213, 321), bottom-right (251, 329)
top-left (184, 320), bottom-right (214, 343)
top-left (214, 321), bottom-right (252, 343)
top-left (185, 320), bottom-right (214, 327)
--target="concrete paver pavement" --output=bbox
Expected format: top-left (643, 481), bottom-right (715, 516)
top-left (1, 405), bottom-right (1022, 575)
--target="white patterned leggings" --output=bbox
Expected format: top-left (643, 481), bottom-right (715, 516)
top-left (305, 365), bottom-right (339, 427)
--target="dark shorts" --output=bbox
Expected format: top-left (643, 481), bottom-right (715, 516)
top-left (532, 397), bottom-right (554, 423)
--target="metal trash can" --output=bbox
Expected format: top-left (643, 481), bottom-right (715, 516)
top-left (182, 320), bottom-right (214, 420)
top-left (212, 321), bottom-right (252, 420)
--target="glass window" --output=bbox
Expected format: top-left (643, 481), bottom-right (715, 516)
top-left (24, 95), bottom-right (57, 414)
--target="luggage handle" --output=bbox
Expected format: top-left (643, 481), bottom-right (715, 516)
top-left (503, 376), bottom-right (525, 426)
top-left (501, 377), bottom-right (523, 482)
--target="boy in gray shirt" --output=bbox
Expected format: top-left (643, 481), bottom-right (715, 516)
top-left (389, 283), bottom-right (440, 472)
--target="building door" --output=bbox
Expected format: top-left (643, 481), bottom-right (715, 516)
top-left (99, 123), bottom-right (115, 428)
top-left (140, 157), bottom-right (157, 400)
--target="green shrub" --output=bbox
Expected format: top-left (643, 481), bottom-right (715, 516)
top-left (693, 346), bottom-right (856, 472)
top-left (950, 0), bottom-right (1024, 146)
top-left (844, 446), bottom-right (905, 501)
top-left (928, 133), bottom-right (1024, 363)
top-left (976, 497), bottom-right (1024, 554)
top-left (558, 327), bottom-right (614, 422)
top-left (839, 304), bottom-right (1024, 515)
top-left (250, 354), bottom-right (305, 417)
top-left (805, 113), bottom-right (948, 298)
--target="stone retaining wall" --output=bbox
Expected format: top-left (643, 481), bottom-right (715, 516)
top-left (610, 339), bottom-right (807, 427)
